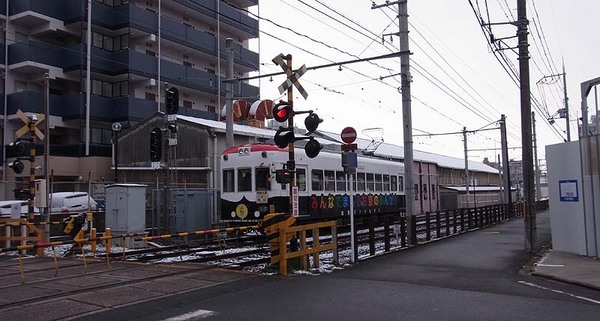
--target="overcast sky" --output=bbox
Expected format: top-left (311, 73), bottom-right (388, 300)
top-left (249, 0), bottom-right (600, 165)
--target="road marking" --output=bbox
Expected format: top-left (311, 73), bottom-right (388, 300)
top-left (163, 309), bottom-right (216, 321)
top-left (535, 264), bottom-right (565, 267)
top-left (518, 281), bottom-right (600, 305)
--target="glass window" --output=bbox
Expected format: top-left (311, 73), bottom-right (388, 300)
top-left (91, 128), bottom-right (102, 144)
top-left (399, 176), bottom-right (404, 192)
top-left (356, 173), bottom-right (365, 192)
top-left (366, 173), bottom-right (375, 192)
top-left (238, 168), bottom-right (252, 192)
top-left (431, 184), bottom-right (436, 199)
top-left (383, 175), bottom-right (390, 191)
top-left (120, 81), bottom-right (129, 96)
top-left (296, 168), bottom-right (306, 191)
top-left (414, 183), bottom-right (419, 200)
top-left (311, 170), bottom-right (323, 191)
top-left (391, 176), bottom-right (397, 192)
top-left (103, 36), bottom-right (113, 51)
top-left (223, 169), bottom-right (234, 192)
top-left (92, 32), bottom-right (103, 48)
top-left (92, 80), bottom-right (102, 95)
top-left (336, 171), bottom-right (346, 192)
top-left (375, 174), bottom-right (382, 192)
top-left (324, 170), bottom-right (335, 191)
top-left (103, 82), bottom-right (113, 97)
top-left (423, 184), bottom-right (428, 200)
top-left (120, 35), bottom-right (128, 49)
top-left (255, 167), bottom-right (271, 191)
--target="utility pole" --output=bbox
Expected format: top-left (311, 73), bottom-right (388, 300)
top-left (532, 112), bottom-right (541, 201)
top-left (517, 0), bottom-right (536, 253)
top-left (463, 127), bottom-right (469, 206)
top-left (225, 38), bottom-right (234, 148)
top-left (500, 115), bottom-right (512, 212)
top-left (563, 61), bottom-right (570, 141)
top-left (372, 0), bottom-right (415, 245)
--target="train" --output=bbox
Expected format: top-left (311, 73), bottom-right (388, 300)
top-left (220, 143), bottom-right (406, 222)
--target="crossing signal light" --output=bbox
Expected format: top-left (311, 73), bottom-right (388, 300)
top-left (275, 169), bottom-right (292, 184)
top-left (274, 127), bottom-right (295, 148)
top-left (9, 140), bottom-right (31, 157)
top-left (166, 87), bottom-right (179, 114)
top-left (273, 101), bottom-right (292, 123)
top-left (304, 138), bottom-right (322, 158)
top-left (150, 127), bottom-right (162, 162)
top-left (304, 112), bottom-right (322, 134)
top-left (8, 160), bottom-right (25, 174)
top-left (13, 187), bottom-right (28, 199)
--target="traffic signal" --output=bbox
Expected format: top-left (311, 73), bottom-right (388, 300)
top-left (13, 187), bottom-right (28, 199)
top-left (304, 138), bottom-right (322, 158)
top-left (165, 87), bottom-right (179, 114)
top-left (150, 127), bottom-right (162, 162)
top-left (8, 160), bottom-right (25, 174)
top-left (273, 101), bottom-right (292, 123)
top-left (9, 140), bottom-right (31, 157)
top-left (304, 112), bottom-right (322, 134)
top-left (274, 127), bottom-right (295, 148)
top-left (275, 169), bottom-right (292, 184)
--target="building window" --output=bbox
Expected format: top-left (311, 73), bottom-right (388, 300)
top-left (414, 184), bottom-right (419, 200)
top-left (423, 184), bottom-right (428, 200)
top-left (207, 105), bottom-right (216, 113)
top-left (145, 92), bottom-right (156, 102)
top-left (431, 184), bottom-right (436, 199)
top-left (92, 80), bottom-right (102, 95)
top-left (183, 100), bottom-right (193, 108)
top-left (146, 50), bottom-right (156, 57)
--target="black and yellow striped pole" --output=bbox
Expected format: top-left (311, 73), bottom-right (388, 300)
top-left (28, 119), bottom-right (36, 221)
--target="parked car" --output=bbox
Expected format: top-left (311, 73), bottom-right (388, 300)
top-left (49, 192), bottom-right (98, 214)
top-left (0, 192), bottom-right (97, 217)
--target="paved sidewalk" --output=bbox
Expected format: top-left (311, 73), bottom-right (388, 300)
top-left (531, 249), bottom-right (600, 291)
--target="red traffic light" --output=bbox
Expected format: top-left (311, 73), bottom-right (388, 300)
top-left (273, 102), bottom-right (292, 123)
top-left (275, 169), bottom-right (292, 184)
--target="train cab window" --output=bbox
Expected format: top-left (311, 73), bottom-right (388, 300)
top-left (296, 168), bottom-right (307, 191)
top-left (383, 175), bottom-right (390, 191)
top-left (324, 170), bottom-right (335, 191)
top-left (356, 173), bottom-right (365, 192)
top-left (336, 171), bottom-right (346, 192)
top-left (238, 168), bottom-right (252, 192)
top-left (399, 176), bottom-right (404, 192)
top-left (391, 175), bottom-right (397, 192)
top-left (311, 169), bottom-right (324, 191)
top-left (223, 169), bottom-right (234, 192)
top-left (375, 174), bottom-right (382, 191)
top-left (255, 167), bottom-right (271, 191)
top-left (366, 173), bottom-right (375, 192)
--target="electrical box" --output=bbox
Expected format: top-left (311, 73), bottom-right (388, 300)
top-left (105, 184), bottom-right (147, 233)
top-left (35, 179), bottom-right (47, 208)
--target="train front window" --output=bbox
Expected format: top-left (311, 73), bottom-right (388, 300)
top-left (238, 168), bottom-right (252, 192)
top-left (391, 175), bottom-right (397, 192)
top-left (255, 167), bottom-right (271, 191)
top-left (383, 175), bottom-right (390, 191)
top-left (366, 173), bottom-right (375, 192)
top-left (375, 174), bottom-right (382, 191)
top-left (223, 169), bottom-right (234, 192)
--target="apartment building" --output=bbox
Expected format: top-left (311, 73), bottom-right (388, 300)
top-left (0, 0), bottom-right (260, 197)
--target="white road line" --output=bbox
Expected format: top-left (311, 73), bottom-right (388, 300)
top-left (535, 264), bottom-right (564, 267)
top-left (163, 309), bottom-right (217, 321)
top-left (518, 281), bottom-right (600, 305)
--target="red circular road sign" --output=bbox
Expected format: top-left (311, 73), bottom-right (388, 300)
top-left (341, 127), bottom-right (357, 144)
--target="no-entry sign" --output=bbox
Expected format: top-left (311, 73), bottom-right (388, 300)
top-left (341, 127), bottom-right (357, 144)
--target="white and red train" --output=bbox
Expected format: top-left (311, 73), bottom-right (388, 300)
top-left (220, 143), bottom-right (406, 222)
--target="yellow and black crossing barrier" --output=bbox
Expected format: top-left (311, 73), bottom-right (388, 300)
top-left (260, 213), bottom-right (295, 264)
top-left (140, 226), bottom-right (258, 241)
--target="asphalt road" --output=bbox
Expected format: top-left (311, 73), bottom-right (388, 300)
top-left (76, 212), bottom-right (600, 321)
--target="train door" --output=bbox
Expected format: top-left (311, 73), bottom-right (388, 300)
top-left (295, 165), bottom-right (310, 215)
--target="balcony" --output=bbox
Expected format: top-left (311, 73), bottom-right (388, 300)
top-left (172, 0), bottom-right (259, 38)
top-left (8, 0), bottom-right (83, 26)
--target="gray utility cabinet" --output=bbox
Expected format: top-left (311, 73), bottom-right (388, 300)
top-left (105, 184), bottom-right (147, 233)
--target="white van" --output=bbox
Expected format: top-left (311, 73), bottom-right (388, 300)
top-left (49, 192), bottom-right (98, 214)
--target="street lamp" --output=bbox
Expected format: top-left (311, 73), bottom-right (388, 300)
top-left (112, 122), bottom-right (122, 182)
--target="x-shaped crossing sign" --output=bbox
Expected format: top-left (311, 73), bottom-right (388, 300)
top-left (15, 109), bottom-right (45, 140)
top-left (272, 54), bottom-right (309, 100)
